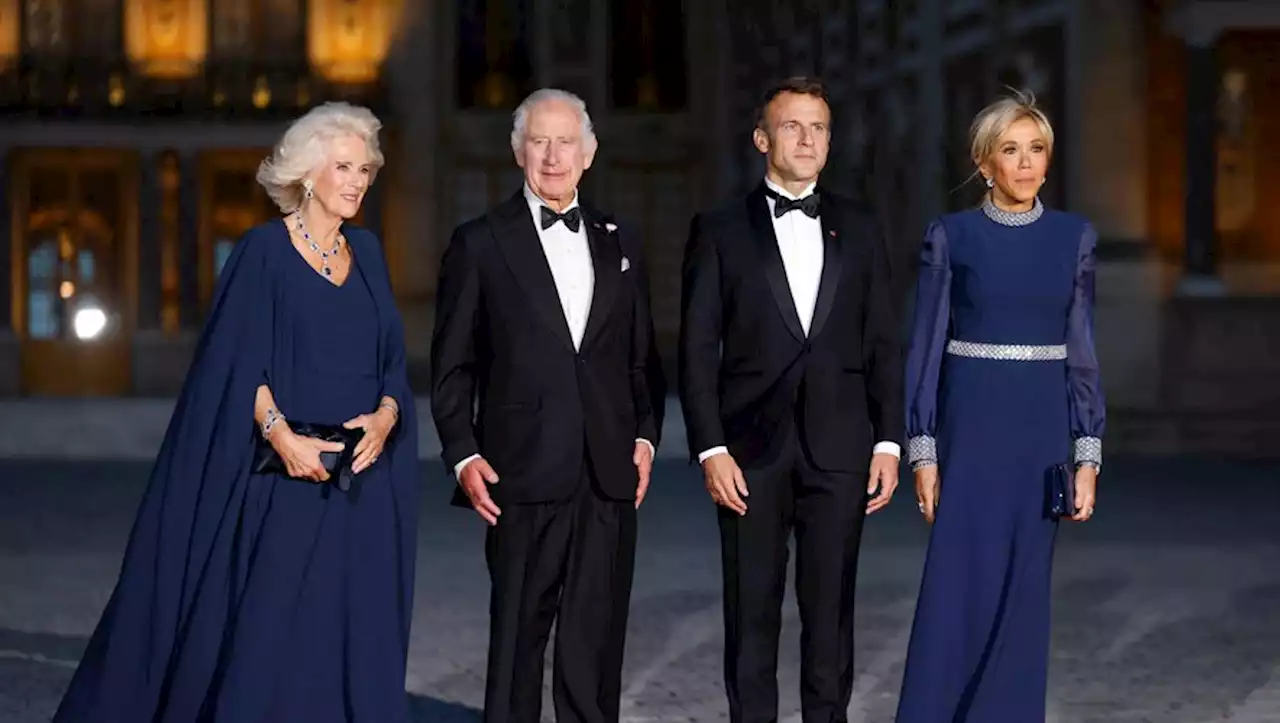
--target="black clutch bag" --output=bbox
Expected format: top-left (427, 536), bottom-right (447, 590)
top-left (1045, 462), bottom-right (1078, 519)
top-left (253, 421), bottom-right (366, 492)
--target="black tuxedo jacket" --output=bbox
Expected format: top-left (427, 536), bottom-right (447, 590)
top-left (430, 192), bottom-right (665, 504)
top-left (678, 183), bottom-right (904, 471)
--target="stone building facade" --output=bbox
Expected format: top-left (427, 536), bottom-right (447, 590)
top-left (1, 0), bottom-right (1277, 454)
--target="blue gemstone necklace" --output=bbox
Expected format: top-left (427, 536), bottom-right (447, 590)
top-left (294, 211), bottom-right (343, 280)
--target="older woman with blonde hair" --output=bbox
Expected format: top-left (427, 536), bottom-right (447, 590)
top-left (54, 101), bottom-right (420, 723)
top-left (894, 91), bottom-right (1105, 721)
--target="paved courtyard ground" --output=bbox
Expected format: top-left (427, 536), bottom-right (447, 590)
top-left (1, 456), bottom-right (1278, 722)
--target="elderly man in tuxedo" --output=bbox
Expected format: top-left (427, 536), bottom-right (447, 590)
top-left (679, 76), bottom-right (904, 723)
top-left (430, 88), bottom-right (664, 723)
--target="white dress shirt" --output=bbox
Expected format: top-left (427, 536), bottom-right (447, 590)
top-left (698, 178), bottom-right (901, 464)
top-left (454, 185), bottom-right (653, 478)
top-left (524, 185), bottom-right (595, 350)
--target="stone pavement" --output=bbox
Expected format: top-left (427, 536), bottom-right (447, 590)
top-left (1, 456), bottom-right (1278, 722)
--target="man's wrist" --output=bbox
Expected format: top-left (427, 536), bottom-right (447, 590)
top-left (454, 453), bottom-right (483, 479)
top-left (698, 446), bottom-right (728, 464)
top-left (872, 441), bottom-right (901, 459)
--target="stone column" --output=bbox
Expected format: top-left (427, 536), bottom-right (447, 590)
top-left (915, 0), bottom-right (946, 224)
top-left (0, 147), bottom-right (11, 333)
top-left (178, 151), bottom-right (201, 328)
top-left (707, 0), bottom-right (738, 200)
top-left (1179, 34), bottom-right (1222, 294)
top-left (0, 145), bottom-right (17, 396)
top-left (136, 150), bottom-right (163, 330)
top-left (383, 1), bottom-right (439, 386)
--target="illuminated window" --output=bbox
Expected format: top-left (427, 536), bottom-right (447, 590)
top-left (610, 0), bottom-right (686, 111)
top-left (27, 238), bottom-right (59, 339)
top-left (456, 0), bottom-right (533, 109)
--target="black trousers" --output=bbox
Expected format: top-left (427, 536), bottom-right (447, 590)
top-left (719, 431), bottom-right (870, 723)
top-left (483, 463), bottom-right (637, 723)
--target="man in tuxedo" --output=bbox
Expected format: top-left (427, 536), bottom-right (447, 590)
top-left (678, 77), bottom-right (904, 723)
top-left (430, 88), bottom-right (664, 723)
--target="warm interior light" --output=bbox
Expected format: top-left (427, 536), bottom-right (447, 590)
top-left (59, 280), bottom-right (75, 299)
top-left (308, 0), bottom-right (400, 84)
top-left (0, 0), bottom-right (18, 72)
top-left (73, 305), bottom-right (108, 341)
top-left (124, 0), bottom-right (208, 79)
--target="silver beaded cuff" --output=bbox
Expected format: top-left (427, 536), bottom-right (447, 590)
top-left (907, 435), bottom-right (938, 469)
top-left (945, 340), bottom-right (1067, 361)
top-left (1074, 436), bottom-right (1102, 469)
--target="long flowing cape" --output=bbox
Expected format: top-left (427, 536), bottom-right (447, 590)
top-left (54, 221), bottom-right (420, 722)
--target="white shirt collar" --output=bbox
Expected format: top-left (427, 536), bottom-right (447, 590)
top-left (524, 183), bottom-right (580, 216)
top-left (764, 177), bottom-right (817, 201)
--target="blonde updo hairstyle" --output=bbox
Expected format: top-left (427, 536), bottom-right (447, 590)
top-left (968, 89), bottom-right (1055, 182)
top-left (256, 101), bottom-right (385, 213)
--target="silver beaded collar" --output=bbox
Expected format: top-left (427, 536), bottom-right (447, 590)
top-left (982, 196), bottom-right (1043, 227)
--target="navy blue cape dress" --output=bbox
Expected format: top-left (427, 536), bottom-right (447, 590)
top-left (895, 198), bottom-right (1105, 722)
top-left (53, 220), bottom-right (421, 723)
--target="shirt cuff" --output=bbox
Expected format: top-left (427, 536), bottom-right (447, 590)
top-left (872, 441), bottom-right (901, 458)
top-left (635, 438), bottom-right (655, 456)
top-left (454, 453), bottom-right (482, 479)
top-left (697, 446), bottom-right (728, 464)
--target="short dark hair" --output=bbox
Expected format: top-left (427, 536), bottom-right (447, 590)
top-left (755, 76), bottom-right (830, 131)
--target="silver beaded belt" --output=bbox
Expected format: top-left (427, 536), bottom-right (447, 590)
top-left (945, 340), bottom-right (1067, 361)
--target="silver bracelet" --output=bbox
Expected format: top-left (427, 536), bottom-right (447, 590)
top-left (261, 407), bottom-right (284, 439)
top-left (378, 399), bottom-right (399, 418)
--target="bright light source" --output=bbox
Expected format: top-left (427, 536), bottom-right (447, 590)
top-left (73, 305), bottom-right (108, 340)
top-left (59, 280), bottom-right (75, 299)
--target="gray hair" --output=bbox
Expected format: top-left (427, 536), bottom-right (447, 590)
top-left (509, 88), bottom-right (598, 154)
top-left (256, 101), bottom-right (385, 213)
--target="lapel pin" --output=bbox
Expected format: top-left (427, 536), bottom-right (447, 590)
top-left (621, 256), bottom-right (630, 272)
top-left (605, 222), bottom-right (618, 232)
top-left (828, 229), bottom-right (837, 237)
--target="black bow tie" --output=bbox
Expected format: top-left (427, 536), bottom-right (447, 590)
top-left (540, 205), bottom-right (582, 232)
top-left (767, 190), bottom-right (821, 219)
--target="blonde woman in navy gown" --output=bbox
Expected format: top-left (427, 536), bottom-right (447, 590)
top-left (894, 93), bottom-right (1104, 722)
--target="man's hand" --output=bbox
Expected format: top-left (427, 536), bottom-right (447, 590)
top-left (633, 441), bottom-right (654, 509)
top-left (702, 453), bottom-right (748, 515)
top-left (458, 457), bottom-right (501, 525)
top-left (866, 452), bottom-right (899, 514)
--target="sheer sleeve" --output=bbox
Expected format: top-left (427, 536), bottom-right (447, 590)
top-left (904, 220), bottom-right (952, 469)
top-left (1067, 223), bottom-right (1105, 469)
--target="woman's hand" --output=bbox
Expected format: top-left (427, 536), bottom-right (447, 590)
top-left (914, 465), bottom-right (941, 524)
top-left (1071, 465), bottom-right (1098, 522)
top-left (344, 405), bottom-right (397, 474)
top-left (269, 427), bottom-right (345, 482)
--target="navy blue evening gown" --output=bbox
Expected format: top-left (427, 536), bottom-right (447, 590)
top-left (895, 198), bottom-right (1104, 722)
top-left (53, 220), bottom-right (421, 723)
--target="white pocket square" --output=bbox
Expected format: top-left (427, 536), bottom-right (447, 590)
top-left (621, 256), bottom-right (631, 272)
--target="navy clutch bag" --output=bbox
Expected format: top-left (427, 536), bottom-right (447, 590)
top-left (253, 421), bottom-right (365, 492)
top-left (1045, 462), bottom-right (1078, 519)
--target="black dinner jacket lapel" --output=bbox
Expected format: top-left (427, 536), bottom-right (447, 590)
top-left (808, 185), bottom-right (844, 340)
top-left (580, 204), bottom-right (621, 352)
top-left (746, 184), bottom-right (806, 342)
top-left (491, 192), bottom-right (576, 351)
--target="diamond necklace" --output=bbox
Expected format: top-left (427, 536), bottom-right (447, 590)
top-left (294, 211), bottom-right (343, 280)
